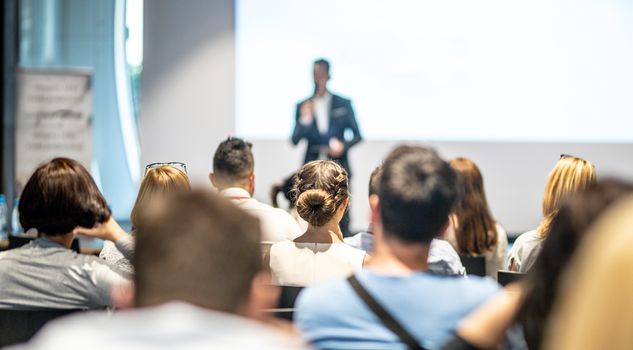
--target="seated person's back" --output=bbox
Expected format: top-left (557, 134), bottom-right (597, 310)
top-left (210, 137), bottom-right (301, 242)
top-left (270, 241), bottom-right (365, 286)
top-left (0, 239), bottom-right (126, 310)
top-left (0, 158), bottom-right (131, 310)
top-left (269, 160), bottom-right (367, 286)
top-left (296, 270), bottom-right (497, 349)
top-left (295, 146), bottom-right (499, 349)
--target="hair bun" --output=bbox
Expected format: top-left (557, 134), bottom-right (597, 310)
top-left (296, 189), bottom-right (337, 227)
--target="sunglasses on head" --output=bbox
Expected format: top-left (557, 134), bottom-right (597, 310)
top-left (144, 162), bottom-right (187, 176)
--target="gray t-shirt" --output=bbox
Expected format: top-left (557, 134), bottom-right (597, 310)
top-left (0, 237), bottom-right (133, 310)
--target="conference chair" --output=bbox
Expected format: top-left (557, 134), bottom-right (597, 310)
top-left (0, 309), bottom-right (83, 346)
top-left (260, 241), bottom-right (274, 259)
top-left (273, 286), bottom-right (304, 321)
top-left (459, 255), bottom-right (486, 277)
top-left (497, 270), bottom-right (525, 287)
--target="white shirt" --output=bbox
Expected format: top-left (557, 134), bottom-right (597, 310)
top-left (100, 239), bottom-right (135, 278)
top-left (269, 241), bottom-right (366, 286)
top-left (506, 229), bottom-right (542, 272)
top-left (14, 302), bottom-right (309, 350)
top-left (313, 93), bottom-right (331, 135)
top-left (220, 188), bottom-right (302, 243)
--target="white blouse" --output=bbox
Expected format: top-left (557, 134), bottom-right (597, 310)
top-left (269, 241), bottom-right (366, 286)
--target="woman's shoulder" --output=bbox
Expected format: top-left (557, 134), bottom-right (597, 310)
top-left (513, 229), bottom-right (539, 244)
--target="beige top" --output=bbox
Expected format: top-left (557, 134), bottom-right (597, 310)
top-left (269, 241), bottom-right (366, 286)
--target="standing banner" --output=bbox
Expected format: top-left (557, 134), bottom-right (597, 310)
top-left (15, 68), bottom-right (93, 190)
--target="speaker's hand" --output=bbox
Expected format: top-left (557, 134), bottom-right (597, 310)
top-left (328, 138), bottom-right (345, 158)
top-left (299, 101), bottom-right (314, 125)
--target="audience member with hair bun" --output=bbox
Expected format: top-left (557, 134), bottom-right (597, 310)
top-left (100, 164), bottom-right (191, 276)
top-left (507, 154), bottom-right (596, 272)
top-left (0, 158), bottom-right (132, 310)
top-left (267, 160), bottom-right (367, 286)
top-left (446, 157), bottom-right (507, 279)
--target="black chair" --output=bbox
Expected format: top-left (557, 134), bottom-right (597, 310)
top-left (274, 286), bottom-right (304, 321)
top-left (459, 255), bottom-right (486, 277)
top-left (0, 309), bottom-right (83, 346)
top-left (8, 236), bottom-right (80, 253)
top-left (497, 270), bottom-right (525, 286)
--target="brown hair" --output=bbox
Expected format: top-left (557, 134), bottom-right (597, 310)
top-left (134, 190), bottom-right (262, 313)
top-left (18, 158), bottom-right (111, 236)
top-left (543, 194), bottom-right (633, 350)
top-left (538, 155), bottom-right (596, 237)
top-left (293, 160), bottom-right (349, 227)
top-left (130, 166), bottom-right (190, 229)
top-left (450, 157), bottom-right (497, 255)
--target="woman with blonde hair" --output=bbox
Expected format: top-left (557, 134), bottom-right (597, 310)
top-left (447, 157), bottom-right (507, 279)
top-left (543, 194), bottom-right (633, 350)
top-left (268, 160), bottom-right (367, 286)
top-left (100, 163), bottom-right (191, 275)
top-left (507, 154), bottom-right (596, 272)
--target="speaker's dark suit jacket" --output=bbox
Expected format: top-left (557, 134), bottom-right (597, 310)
top-left (291, 94), bottom-right (362, 177)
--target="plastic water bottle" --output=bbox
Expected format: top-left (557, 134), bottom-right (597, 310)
top-left (0, 195), bottom-right (7, 241)
top-left (12, 198), bottom-right (22, 236)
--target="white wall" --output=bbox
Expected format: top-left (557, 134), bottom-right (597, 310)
top-left (142, 0), bottom-right (633, 235)
top-left (141, 0), bottom-right (235, 186)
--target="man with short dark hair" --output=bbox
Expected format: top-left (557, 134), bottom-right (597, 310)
top-left (344, 165), bottom-right (465, 276)
top-left (210, 137), bottom-right (301, 242)
top-left (296, 146), bottom-right (499, 349)
top-left (21, 190), bottom-right (308, 349)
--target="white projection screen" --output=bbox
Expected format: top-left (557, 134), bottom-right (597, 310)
top-left (236, 0), bottom-right (633, 142)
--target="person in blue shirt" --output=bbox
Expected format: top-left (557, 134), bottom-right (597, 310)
top-left (295, 145), bottom-right (500, 350)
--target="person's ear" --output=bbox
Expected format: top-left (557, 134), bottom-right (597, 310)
top-left (240, 271), bottom-right (280, 322)
top-left (249, 173), bottom-right (256, 195)
top-left (369, 194), bottom-right (380, 225)
top-left (209, 173), bottom-right (217, 188)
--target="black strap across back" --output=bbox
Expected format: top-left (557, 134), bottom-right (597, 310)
top-left (347, 275), bottom-right (428, 350)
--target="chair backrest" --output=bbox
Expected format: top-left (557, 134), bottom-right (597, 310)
top-left (275, 285), bottom-right (304, 321)
top-left (8, 236), bottom-right (80, 253)
top-left (0, 309), bottom-right (83, 346)
top-left (497, 270), bottom-right (525, 287)
top-left (260, 241), bottom-right (274, 259)
top-left (459, 255), bottom-right (486, 277)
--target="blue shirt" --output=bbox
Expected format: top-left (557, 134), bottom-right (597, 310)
top-left (295, 269), bottom-right (499, 350)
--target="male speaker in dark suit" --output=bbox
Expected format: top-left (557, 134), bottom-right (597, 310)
top-left (291, 58), bottom-right (362, 177)
top-left (291, 58), bottom-right (362, 235)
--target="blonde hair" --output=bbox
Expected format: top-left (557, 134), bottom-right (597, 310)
top-left (543, 195), bottom-right (633, 350)
top-left (130, 166), bottom-right (191, 229)
top-left (537, 156), bottom-right (596, 237)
